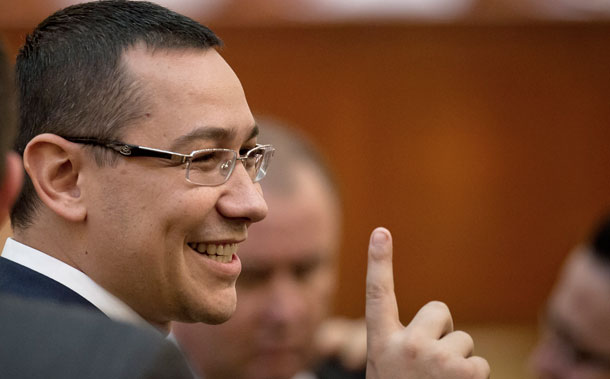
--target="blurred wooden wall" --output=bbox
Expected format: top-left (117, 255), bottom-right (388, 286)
top-left (2, 21), bottom-right (610, 324)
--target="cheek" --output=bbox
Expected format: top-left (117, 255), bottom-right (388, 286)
top-left (124, 187), bottom-right (220, 246)
top-left (574, 367), bottom-right (610, 379)
top-left (103, 166), bottom-right (219, 220)
top-left (309, 270), bottom-right (335, 307)
top-left (166, 187), bottom-right (221, 224)
top-left (88, 179), bottom-right (191, 276)
top-left (234, 289), bottom-right (268, 320)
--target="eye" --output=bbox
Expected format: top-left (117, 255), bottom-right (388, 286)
top-left (293, 258), bottom-right (322, 281)
top-left (192, 151), bottom-right (215, 162)
top-left (190, 150), bottom-right (226, 171)
top-left (239, 145), bottom-right (256, 156)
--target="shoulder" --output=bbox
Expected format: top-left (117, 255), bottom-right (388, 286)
top-left (0, 295), bottom-right (193, 379)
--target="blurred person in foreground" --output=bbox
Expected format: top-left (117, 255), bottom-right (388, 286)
top-left (0, 41), bottom-right (192, 379)
top-left (0, 47), bottom-right (21, 222)
top-left (1, 1), bottom-right (489, 378)
top-left (173, 120), bottom-right (366, 379)
top-left (530, 213), bottom-right (610, 379)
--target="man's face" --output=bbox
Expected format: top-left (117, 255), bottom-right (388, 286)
top-left (173, 164), bottom-right (340, 379)
top-left (531, 250), bottom-right (610, 379)
top-left (78, 47), bottom-right (267, 329)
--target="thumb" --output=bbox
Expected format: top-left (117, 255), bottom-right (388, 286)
top-left (366, 227), bottom-right (401, 345)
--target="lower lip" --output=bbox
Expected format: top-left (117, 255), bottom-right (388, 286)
top-left (191, 249), bottom-right (241, 278)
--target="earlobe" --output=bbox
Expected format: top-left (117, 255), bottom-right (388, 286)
top-left (23, 133), bottom-right (87, 222)
top-left (0, 152), bottom-right (24, 219)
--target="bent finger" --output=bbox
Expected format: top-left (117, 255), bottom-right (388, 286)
top-left (467, 356), bottom-right (491, 379)
top-left (405, 301), bottom-right (454, 339)
top-left (439, 330), bottom-right (474, 358)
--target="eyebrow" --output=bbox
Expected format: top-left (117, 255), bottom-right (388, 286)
top-left (170, 124), bottom-right (259, 152)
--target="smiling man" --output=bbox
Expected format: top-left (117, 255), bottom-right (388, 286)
top-left (2, 1), bottom-right (269, 331)
top-left (0, 1), bottom-right (489, 378)
top-left (0, 40), bottom-right (195, 379)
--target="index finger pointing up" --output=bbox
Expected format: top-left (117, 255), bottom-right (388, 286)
top-left (366, 227), bottom-right (401, 344)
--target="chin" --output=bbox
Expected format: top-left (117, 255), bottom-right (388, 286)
top-left (203, 309), bottom-right (235, 324)
top-left (187, 293), bottom-right (237, 324)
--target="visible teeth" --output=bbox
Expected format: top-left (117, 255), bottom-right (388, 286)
top-left (208, 254), bottom-right (232, 263)
top-left (189, 242), bottom-right (238, 260)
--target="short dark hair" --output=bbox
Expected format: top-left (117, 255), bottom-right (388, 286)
top-left (591, 212), bottom-right (610, 265)
top-left (11, 0), bottom-right (221, 229)
top-left (0, 42), bottom-right (17, 180)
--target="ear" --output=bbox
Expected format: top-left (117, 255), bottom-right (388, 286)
top-left (0, 152), bottom-right (24, 221)
top-left (23, 133), bottom-right (87, 222)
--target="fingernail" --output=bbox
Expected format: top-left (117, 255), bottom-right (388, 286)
top-left (371, 229), bottom-right (388, 246)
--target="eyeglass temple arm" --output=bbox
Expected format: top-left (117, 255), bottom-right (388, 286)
top-left (64, 137), bottom-right (187, 163)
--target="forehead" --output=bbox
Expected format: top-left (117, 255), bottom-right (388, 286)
top-left (120, 45), bottom-right (255, 147)
top-left (550, 250), bottom-right (610, 352)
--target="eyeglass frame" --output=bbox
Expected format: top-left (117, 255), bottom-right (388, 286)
top-left (62, 136), bottom-right (275, 187)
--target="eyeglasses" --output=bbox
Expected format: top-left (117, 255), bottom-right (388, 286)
top-left (64, 137), bottom-right (275, 187)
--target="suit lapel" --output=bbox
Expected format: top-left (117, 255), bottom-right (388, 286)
top-left (0, 256), bottom-right (102, 314)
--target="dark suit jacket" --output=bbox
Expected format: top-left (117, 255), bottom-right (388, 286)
top-left (0, 255), bottom-right (98, 311)
top-left (0, 257), bottom-right (194, 378)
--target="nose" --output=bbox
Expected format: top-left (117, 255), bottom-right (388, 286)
top-left (263, 275), bottom-right (307, 327)
top-left (216, 162), bottom-right (268, 223)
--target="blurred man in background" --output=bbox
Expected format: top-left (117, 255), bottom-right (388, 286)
top-left (530, 213), bottom-right (610, 379)
top-left (173, 119), bottom-right (366, 379)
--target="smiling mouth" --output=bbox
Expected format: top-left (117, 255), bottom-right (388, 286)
top-left (187, 242), bottom-right (237, 263)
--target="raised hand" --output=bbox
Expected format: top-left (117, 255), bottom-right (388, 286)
top-left (365, 227), bottom-right (490, 379)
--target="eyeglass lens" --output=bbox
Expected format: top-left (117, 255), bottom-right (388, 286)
top-left (186, 147), bottom-right (270, 186)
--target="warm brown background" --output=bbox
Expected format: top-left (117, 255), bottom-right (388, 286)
top-left (4, 20), bottom-right (610, 324)
top-left (2, 6), bottom-right (610, 377)
top-left (0, 0), bottom-right (610, 379)
top-left (0, 10), bottom-right (610, 379)
top-left (214, 22), bottom-right (610, 325)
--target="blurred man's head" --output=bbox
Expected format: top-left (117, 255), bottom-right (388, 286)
top-left (172, 119), bottom-right (342, 379)
top-left (0, 43), bottom-right (23, 222)
top-left (531, 214), bottom-right (610, 379)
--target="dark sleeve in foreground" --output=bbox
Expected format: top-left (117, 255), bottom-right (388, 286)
top-left (314, 357), bottom-right (367, 379)
top-left (0, 295), bottom-right (193, 379)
